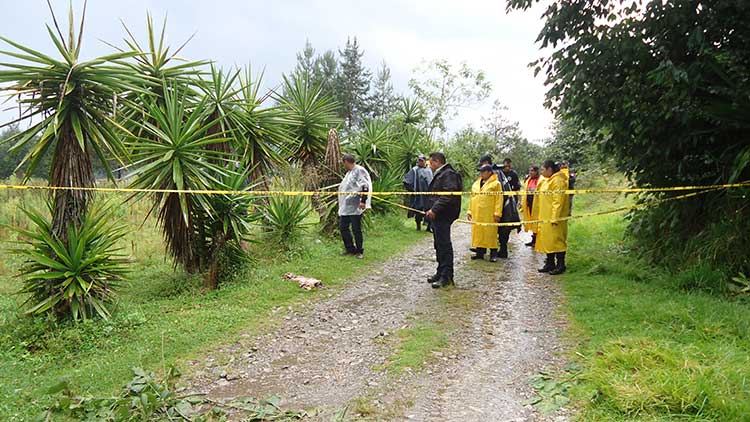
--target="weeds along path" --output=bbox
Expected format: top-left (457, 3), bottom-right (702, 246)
top-left (185, 223), bottom-right (568, 421)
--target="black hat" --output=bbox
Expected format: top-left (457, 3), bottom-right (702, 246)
top-left (478, 154), bottom-right (493, 165)
top-left (478, 164), bottom-right (494, 173)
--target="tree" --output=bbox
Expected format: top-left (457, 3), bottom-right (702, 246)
top-left (292, 39), bottom-right (316, 82)
top-left (409, 59), bottom-right (492, 138)
top-left (0, 2), bottom-right (145, 240)
top-left (507, 0), bottom-right (750, 277)
top-left (370, 61), bottom-right (397, 119)
top-left (482, 99), bottom-right (522, 151)
top-left (313, 49), bottom-right (339, 100)
top-left (336, 37), bottom-right (371, 130)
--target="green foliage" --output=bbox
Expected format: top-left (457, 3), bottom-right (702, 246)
top-left (42, 366), bottom-right (307, 421)
top-left (508, 0), bottom-right (750, 279)
top-left (545, 119), bottom-right (602, 172)
top-left (409, 59), bottom-right (492, 137)
top-left (336, 37), bottom-right (372, 130)
top-left (10, 201), bottom-right (129, 321)
top-left (0, 127), bottom-right (50, 180)
top-left (369, 166), bottom-right (402, 215)
top-left (347, 119), bottom-right (393, 178)
top-left (259, 176), bottom-right (312, 248)
top-left (279, 74), bottom-right (342, 166)
top-left (370, 61), bottom-right (398, 120)
top-left (560, 192), bottom-right (750, 420)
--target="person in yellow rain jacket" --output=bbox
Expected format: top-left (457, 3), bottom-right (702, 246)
top-left (520, 166), bottom-right (542, 247)
top-left (535, 160), bottom-right (570, 275)
top-left (466, 164), bottom-right (504, 262)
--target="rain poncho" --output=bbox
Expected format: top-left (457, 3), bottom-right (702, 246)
top-left (467, 174), bottom-right (503, 249)
top-left (535, 171), bottom-right (570, 254)
top-left (338, 164), bottom-right (372, 216)
top-left (403, 165), bottom-right (433, 215)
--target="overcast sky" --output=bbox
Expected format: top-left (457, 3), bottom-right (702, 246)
top-left (1, 0), bottom-right (554, 141)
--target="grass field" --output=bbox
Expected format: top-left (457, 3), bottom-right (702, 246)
top-left (561, 188), bottom-right (750, 420)
top-left (0, 188), bottom-right (429, 420)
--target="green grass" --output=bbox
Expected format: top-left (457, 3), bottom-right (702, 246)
top-left (0, 189), bottom-right (428, 421)
top-left (561, 192), bottom-right (750, 421)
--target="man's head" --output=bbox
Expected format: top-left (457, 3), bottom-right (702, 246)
top-left (417, 154), bottom-right (427, 168)
top-left (560, 160), bottom-right (569, 169)
top-left (529, 166), bottom-right (539, 179)
top-left (479, 164), bottom-right (494, 181)
top-left (429, 152), bottom-right (446, 172)
top-left (541, 160), bottom-right (559, 178)
top-left (502, 158), bottom-right (513, 173)
top-left (342, 153), bottom-right (356, 171)
top-left (478, 153), bottom-right (493, 166)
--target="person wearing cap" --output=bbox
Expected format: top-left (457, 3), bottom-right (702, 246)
top-left (338, 153), bottom-right (372, 259)
top-left (521, 166), bottom-right (541, 247)
top-left (477, 154), bottom-right (521, 258)
top-left (536, 160), bottom-right (570, 275)
top-left (502, 158), bottom-right (522, 191)
top-left (467, 164), bottom-right (504, 261)
top-left (403, 154), bottom-right (434, 232)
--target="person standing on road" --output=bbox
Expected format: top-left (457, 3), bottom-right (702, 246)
top-left (425, 152), bottom-right (463, 288)
top-left (478, 155), bottom-right (521, 259)
top-left (502, 158), bottom-right (522, 192)
top-left (338, 153), bottom-right (372, 259)
top-left (521, 166), bottom-right (541, 247)
top-left (536, 160), bottom-right (570, 275)
top-left (403, 154), bottom-right (434, 232)
top-left (467, 164), bottom-right (503, 262)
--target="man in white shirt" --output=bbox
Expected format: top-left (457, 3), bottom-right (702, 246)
top-left (338, 153), bottom-right (372, 259)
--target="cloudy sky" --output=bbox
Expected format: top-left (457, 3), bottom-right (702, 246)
top-left (1, 0), bottom-right (553, 140)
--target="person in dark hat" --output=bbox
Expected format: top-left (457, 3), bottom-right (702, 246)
top-left (467, 164), bottom-right (503, 262)
top-left (476, 154), bottom-right (521, 258)
top-left (403, 154), bottom-right (434, 231)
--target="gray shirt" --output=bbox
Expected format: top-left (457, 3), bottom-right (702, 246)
top-left (338, 164), bottom-right (372, 216)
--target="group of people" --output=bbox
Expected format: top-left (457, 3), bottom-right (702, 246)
top-left (337, 151), bottom-right (575, 289)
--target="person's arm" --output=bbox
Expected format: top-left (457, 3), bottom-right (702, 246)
top-left (403, 168), bottom-right (415, 191)
top-left (430, 171), bottom-right (461, 216)
top-left (550, 177), bottom-right (564, 223)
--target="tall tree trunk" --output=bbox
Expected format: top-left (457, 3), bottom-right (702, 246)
top-left (50, 122), bottom-right (94, 241)
top-left (159, 192), bottom-right (199, 273)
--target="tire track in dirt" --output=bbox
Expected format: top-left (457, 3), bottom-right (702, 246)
top-left (185, 224), bottom-right (568, 421)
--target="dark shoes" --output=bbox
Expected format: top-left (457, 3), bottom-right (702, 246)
top-left (498, 245), bottom-right (508, 259)
top-left (431, 276), bottom-right (454, 289)
top-left (538, 253), bottom-right (555, 273)
top-left (549, 252), bottom-right (566, 275)
top-left (471, 254), bottom-right (485, 260)
top-left (427, 273), bottom-right (440, 284)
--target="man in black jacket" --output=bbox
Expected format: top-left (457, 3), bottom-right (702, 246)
top-left (425, 152), bottom-right (463, 289)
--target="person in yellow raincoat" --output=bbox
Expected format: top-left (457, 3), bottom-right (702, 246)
top-left (466, 164), bottom-right (503, 262)
top-left (535, 160), bottom-right (570, 275)
top-left (520, 166), bottom-right (542, 247)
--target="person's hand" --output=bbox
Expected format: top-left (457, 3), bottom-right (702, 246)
top-left (466, 214), bottom-right (472, 221)
top-left (494, 215), bottom-right (501, 223)
top-left (426, 209), bottom-right (436, 220)
top-left (359, 202), bottom-right (366, 210)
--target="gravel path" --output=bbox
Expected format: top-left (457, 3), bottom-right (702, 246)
top-left (185, 223), bottom-right (569, 421)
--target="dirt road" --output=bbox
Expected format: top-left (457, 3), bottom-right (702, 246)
top-left (186, 223), bottom-right (569, 421)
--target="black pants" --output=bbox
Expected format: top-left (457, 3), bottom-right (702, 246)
top-left (340, 215), bottom-right (363, 253)
top-left (415, 213), bottom-right (431, 230)
top-left (498, 226), bottom-right (511, 248)
top-left (432, 218), bottom-right (454, 279)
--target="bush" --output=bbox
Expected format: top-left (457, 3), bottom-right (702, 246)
top-left (259, 175), bottom-right (312, 248)
top-left (9, 201), bottom-right (129, 321)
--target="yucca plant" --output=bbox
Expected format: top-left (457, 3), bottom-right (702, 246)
top-left (370, 166), bottom-right (403, 215)
top-left (348, 119), bottom-right (393, 178)
top-left (197, 65), bottom-right (245, 157)
top-left (396, 98), bottom-right (427, 126)
top-left (259, 175), bottom-right (312, 248)
top-left (235, 67), bottom-right (291, 183)
top-left (11, 201), bottom-right (129, 321)
top-left (0, 1), bottom-right (147, 239)
top-left (278, 74), bottom-right (341, 168)
top-left (198, 170), bottom-right (259, 289)
top-left (126, 84), bottom-right (232, 272)
top-left (390, 126), bottom-right (435, 175)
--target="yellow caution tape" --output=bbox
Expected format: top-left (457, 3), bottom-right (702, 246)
top-left (0, 181), bottom-right (747, 197)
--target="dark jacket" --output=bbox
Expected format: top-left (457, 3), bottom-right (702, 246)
top-left (428, 164), bottom-right (463, 222)
top-left (504, 169), bottom-right (521, 191)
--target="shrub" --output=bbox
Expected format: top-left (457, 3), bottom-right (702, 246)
top-left (10, 201), bottom-right (129, 321)
top-left (259, 175), bottom-right (312, 248)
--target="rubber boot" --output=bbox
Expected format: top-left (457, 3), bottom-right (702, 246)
top-left (431, 275), bottom-right (455, 289)
top-left (427, 273), bottom-right (440, 284)
top-left (538, 254), bottom-right (555, 273)
top-left (549, 252), bottom-right (567, 275)
top-left (489, 249), bottom-right (498, 262)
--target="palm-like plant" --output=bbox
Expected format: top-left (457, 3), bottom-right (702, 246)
top-left (126, 85), bottom-right (232, 272)
top-left (278, 74), bottom-right (341, 168)
top-left (0, 1), bottom-right (146, 238)
top-left (390, 126), bottom-right (435, 175)
top-left (235, 67), bottom-right (291, 183)
top-left (11, 201), bottom-right (129, 321)
top-left (397, 98), bottom-right (427, 126)
top-left (348, 119), bottom-right (393, 178)
top-left (197, 65), bottom-right (244, 156)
